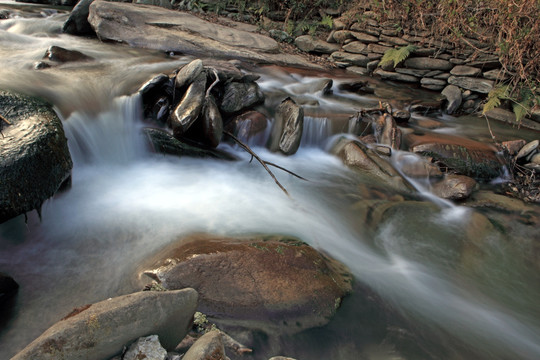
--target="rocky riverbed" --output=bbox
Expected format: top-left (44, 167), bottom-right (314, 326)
top-left (1, 1), bottom-right (539, 360)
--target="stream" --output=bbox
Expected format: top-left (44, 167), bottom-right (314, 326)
top-left (1, 3), bottom-right (539, 359)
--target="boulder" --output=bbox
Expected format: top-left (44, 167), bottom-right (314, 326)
top-left (331, 137), bottom-right (413, 193)
top-left (170, 72), bottom-right (207, 138)
top-left (431, 174), bottom-right (477, 200)
top-left (87, 1), bottom-right (317, 68)
top-left (403, 57), bottom-right (453, 71)
top-left (123, 335), bottom-right (167, 360)
top-left (266, 97), bottom-right (304, 155)
top-left (143, 128), bottom-right (236, 161)
top-left (351, 31), bottom-right (379, 43)
top-left (332, 30), bottom-right (354, 44)
top-left (43, 46), bottom-right (93, 63)
top-left (441, 85), bottom-right (462, 114)
top-left (182, 331), bottom-right (226, 360)
top-left (12, 289), bottom-right (198, 360)
top-left (342, 41), bottom-right (367, 54)
top-left (330, 52), bottom-right (370, 67)
top-left (175, 59), bottom-right (204, 90)
top-left (501, 139), bottom-right (527, 156)
top-left (0, 91), bottom-right (72, 223)
top-left (225, 110), bottom-right (268, 143)
top-left (142, 234), bottom-right (352, 334)
top-left (219, 81), bottom-right (264, 115)
top-left (405, 132), bottom-right (506, 180)
top-left (448, 76), bottom-right (494, 94)
top-left (373, 69), bottom-right (419, 83)
top-left (450, 65), bottom-right (481, 77)
top-left (294, 35), bottom-right (340, 54)
top-left (63, 0), bottom-right (95, 35)
top-left (515, 140), bottom-right (539, 160)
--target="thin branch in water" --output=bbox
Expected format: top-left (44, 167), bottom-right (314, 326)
top-left (483, 114), bottom-right (496, 142)
top-left (264, 161), bottom-right (308, 181)
top-left (224, 130), bottom-right (291, 197)
top-left (0, 113), bottom-right (12, 125)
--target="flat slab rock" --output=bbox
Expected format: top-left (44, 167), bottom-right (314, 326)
top-left (88, 0), bottom-right (317, 68)
top-left (12, 289), bottom-right (198, 360)
top-left (141, 234), bottom-right (353, 334)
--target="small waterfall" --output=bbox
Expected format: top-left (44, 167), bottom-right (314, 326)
top-left (62, 94), bottom-right (146, 165)
top-left (301, 116), bottom-right (332, 148)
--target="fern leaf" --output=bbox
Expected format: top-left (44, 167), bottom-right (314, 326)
top-left (379, 49), bottom-right (397, 67)
top-left (512, 101), bottom-right (529, 123)
top-left (379, 45), bottom-right (416, 68)
top-left (393, 44), bottom-right (416, 67)
top-left (482, 85), bottom-right (509, 115)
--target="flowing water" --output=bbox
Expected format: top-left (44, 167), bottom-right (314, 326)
top-left (1, 3), bottom-right (540, 359)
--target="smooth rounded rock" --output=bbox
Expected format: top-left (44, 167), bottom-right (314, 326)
top-left (219, 81), bottom-right (264, 114)
top-left (441, 85), bottom-right (462, 115)
top-left (0, 91), bottom-right (72, 223)
top-left (515, 140), bottom-right (539, 160)
top-left (142, 234), bottom-right (352, 334)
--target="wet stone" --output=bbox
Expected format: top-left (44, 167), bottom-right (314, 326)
top-left (43, 45), bottom-right (93, 63)
top-left (142, 234), bottom-right (352, 334)
top-left (219, 81), bottom-right (264, 115)
top-left (267, 97), bottom-right (304, 156)
top-left (432, 174), bottom-right (477, 200)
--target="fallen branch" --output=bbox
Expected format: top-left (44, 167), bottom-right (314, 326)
top-left (224, 130), bottom-right (307, 197)
top-left (264, 161), bottom-right (308, 181)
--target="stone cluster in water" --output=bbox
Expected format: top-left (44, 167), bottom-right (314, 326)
top-left (138, 59), bottom-right (304, 158)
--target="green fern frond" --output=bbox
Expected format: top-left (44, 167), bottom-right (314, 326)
top-left (379, 45), bottom-right (417, 68)
top-left (320, 15), bottom-right (333, 29)
top-left (482, 85), bottom-right (509, 115)
top-left (511, 88), bottom-right (534, 122)
top-left (512, 101), bottom-right (529, 123)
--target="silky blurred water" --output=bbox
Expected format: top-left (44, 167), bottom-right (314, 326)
top-left (1, 3), bottom-right (539, 359)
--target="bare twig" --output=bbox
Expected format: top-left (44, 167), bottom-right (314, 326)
top-left (224, 130), bottom-right (292, 196)
top-left (206, 68), bottom-right (219, 98)
top-left (264, 161), bottom-right (308, 181)
top-left (483, 114), bottom-right (497, 142)
top-left (0, 113), bottom-right (11, 125)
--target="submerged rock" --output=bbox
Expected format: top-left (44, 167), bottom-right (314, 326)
top-left (11, 289), bottom-right (198, 360)
top-left (141, 234), bottom-right (352, 334)
top-left (0, 91), bottom-right (72, 223)
top-left (266, 97), bottom-right (304, 155)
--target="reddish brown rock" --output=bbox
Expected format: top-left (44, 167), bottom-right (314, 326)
top-left (142, 234), bottom-right (352, 333)
top-left (431, 174), bottom-right (477, 200)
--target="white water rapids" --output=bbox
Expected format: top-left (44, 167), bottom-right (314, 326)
top-left (1, 3), bottom-right (539, 359)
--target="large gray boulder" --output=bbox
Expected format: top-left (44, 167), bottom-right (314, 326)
top-left (87, 1), bottom-right (317, 68)
top-left (12, 289), bottom-right (198, 360)
top-left (0, 91), bottom-right (72, 223)
top-left (294, 35), bottom-right (340, 54)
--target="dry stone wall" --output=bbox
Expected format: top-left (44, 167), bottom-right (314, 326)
top-left (294, 14), bottom-right (512, 116)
